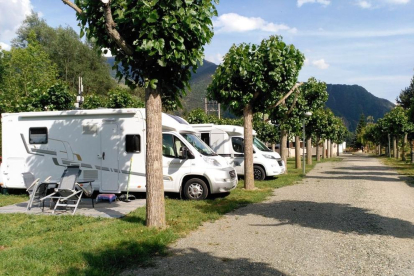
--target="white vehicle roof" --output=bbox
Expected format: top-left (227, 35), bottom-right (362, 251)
top-left (191, 124), bottom-right (257, 136)
top-left (2, 108), bottom-right (195, 133)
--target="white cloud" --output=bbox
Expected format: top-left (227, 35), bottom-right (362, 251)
top-left (213, 13), bottom-right (297, 34)
top-left (0, 0), bottom-right (32, 46)
top-left (355, 0), bottom-right (410, 9)
top-left (206, 53), bottom-right (224, 65)
top-left (0, 42), bottom-right (11, 51)
top-left (356, 1), bottom-right (372, 8)
top-left (297, 0), bottom-right (331, 7)
top-left (312, 59), bottom-right (330, 69)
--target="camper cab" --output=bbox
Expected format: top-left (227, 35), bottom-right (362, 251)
top-left (191, 124), bottom-right (285, 180)
top-left (1, 109), bottom-right (237, 200)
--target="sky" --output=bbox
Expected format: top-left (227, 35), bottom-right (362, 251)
top-left (0, 0), bottom-right (413, 103)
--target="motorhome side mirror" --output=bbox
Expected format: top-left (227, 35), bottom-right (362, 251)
top-left (180, 146), bottom-right (194, 160)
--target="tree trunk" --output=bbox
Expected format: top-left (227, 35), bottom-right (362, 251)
top-left (330, 141), bottom-right (333, 158)
top-left (393, 137), bottom-right (397, 158)
top-left (337, 143), bottom-right (340, 156)
top-left (402, 133), bottom-right (407, 161)
top-left (280, 130), bottom-right (288, 174)
top-left (243, 104), bottom-right (254, 190)
top-left (295, 136), bottom-right (301, 169)
top-left (316, 137), bottom-right (321, 162)
top-left (145, 87), bottom-right (166, 228)
top-left (272, 143), bottom-right (276, 152)
top-left (327, 140), bottom-right (331, 158)
top-left (378, 144), bottom-right (381, 156)
top-left (306, 137), bottom-right (312, 165)
top-left (322, 139), bottom-right (326, 159)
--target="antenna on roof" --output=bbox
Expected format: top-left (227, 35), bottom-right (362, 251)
top-left (74, 76), bottom-right (84, 110)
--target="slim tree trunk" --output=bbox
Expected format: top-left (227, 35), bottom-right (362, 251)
top-left (306, 137), bottom-right (312, 165)
top-left (243, 104), bottom-right (254, 190)
top-left (281, 129), bottom-right (288, 174)
top-left (330, 140), bottom-right (333, 158)
top-left (337, 143), bottom-right (340, 156)
top-left (272, 143), bottom-right (276, 152)
top-left (316, 137), bottom-right (321, 162)
top-left (393, 137), bottom-right (397, 158)
top-left (145, 87), bottom-right (165, 228)
top-left (327, 140), bottom-right (331, 158)
top-left (295, 136), bottom-right (301, 169)
top-left (322, 139), bottom-right (326, 159)
top-left (402, 133), bottom-right (407, 161)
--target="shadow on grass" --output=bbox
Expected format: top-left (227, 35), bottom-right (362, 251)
top-left (62, 240), bottom-right (168, 276)
top-left (240, 200), bottom-right (414, 239)
top-left (65, 246), bottom-right (288, 276)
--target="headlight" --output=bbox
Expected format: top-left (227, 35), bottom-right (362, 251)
top-left (262, 154), bottom-right (276, 159)
top-left (203, 156), bottom-right (222, 167)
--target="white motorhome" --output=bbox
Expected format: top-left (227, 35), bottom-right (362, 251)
top-left (1, 109), bottom-right (237, 200)
top-left (191, 124), bottom-right (285, 180)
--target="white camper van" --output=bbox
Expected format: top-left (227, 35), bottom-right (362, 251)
top-left (1, 109), bottom-right (237, 200)
top-left (191, 124), bottom-right (285, 180)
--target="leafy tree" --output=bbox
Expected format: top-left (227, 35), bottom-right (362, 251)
top-left (64, 0), bottom-right (217, 228)
top-left (307, 108), bottom-right (331, 161)
top-left (83, 94), bottom-right (108, 109)
top-left (186, 108), bottom-right (209, 124)
top-left (208, 36), bottom-right (304, 188)
top-left (382, 107), bottom-right (413, 160)
top-left (107, 88), bottom-right (144, 108)
top-left (13, 13), bottom-right (116, 95)
top-left (396, 74), bottom-right (414, 109)
top-left (0, 33), bottom-right (58, 113)
top-left (34, 83), bottom-right (75, 111)
top-left (354, 113), bottom-right (367, 148)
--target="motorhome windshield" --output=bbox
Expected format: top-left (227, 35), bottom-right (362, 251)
top-left (181, 133), bottom-right (217, 156)
top-left (253, 137), bottom-right (271, 152)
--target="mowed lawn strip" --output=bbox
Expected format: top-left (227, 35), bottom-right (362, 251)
top-left (0, 158), bottom-right (333, 276)
top-left (380, 156), bottom-right (414, 186)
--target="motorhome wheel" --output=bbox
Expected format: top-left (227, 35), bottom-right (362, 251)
top-left (253, 165), bottom-right (266, 180)
top-left (183, 178), bottom-right (208, 200)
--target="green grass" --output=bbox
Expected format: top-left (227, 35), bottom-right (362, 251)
top-left (0, 192), bottom-right (29, 207)
top-left (0, 157), bottom-right (335, 276)
top-left (379, 156), bottom-right (414, 187)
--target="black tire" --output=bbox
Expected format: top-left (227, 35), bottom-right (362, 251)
top-left (183, 178), bottom-right (209, 200)
top-left (253, 165), bottom-right (266, 180)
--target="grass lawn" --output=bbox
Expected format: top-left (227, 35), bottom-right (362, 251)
top-left (380, 156), bottom-right (414, 186)
top-left (0, 157), bottom-right (337, 276)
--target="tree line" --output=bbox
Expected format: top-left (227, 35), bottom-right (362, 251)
top-left (358, 74), bottom-right (414, 161)
top-left (1, 1), bottom-right (348, 228)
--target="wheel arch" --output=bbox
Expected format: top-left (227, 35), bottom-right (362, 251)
top-left (180, 174), bottom-right (211, 198)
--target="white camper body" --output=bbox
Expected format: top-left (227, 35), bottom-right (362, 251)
top-left (191, 124), bottom-right (285, 180)
top-left (1, 109), bottom-right (237, 199)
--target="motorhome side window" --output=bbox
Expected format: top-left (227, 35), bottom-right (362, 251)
top-left (232, 137), bottom-right (244, 153)
top-left (162, 134), bottom-right (188, 159)
top-left (126, 135), bottom-right (141, 153)
top-left (201, 133), bottom-right (210, 146)
top-left (29, 127), bottom-right (48, 144)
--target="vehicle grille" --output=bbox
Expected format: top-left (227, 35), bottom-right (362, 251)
top-left (229, 170), bottom-right (236, 179)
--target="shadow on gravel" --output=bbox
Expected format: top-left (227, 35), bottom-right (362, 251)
top-left (336, 166), bottom-right (396, 171)
top-left (305, 175), bottom-right (403, 182)
top-left (322, 171), bottom-right (398, 176)
top-left (243, 201), bottom-right (414, 239)
top-left (122, 248), bottom-right (288, 276)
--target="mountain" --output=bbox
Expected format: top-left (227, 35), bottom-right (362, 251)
top-left (326, 84), bottom-right (395, 131)
top-left (105, 58), bottom-right (395, 131)
top-left (183, 60), bottom-right (395, 131)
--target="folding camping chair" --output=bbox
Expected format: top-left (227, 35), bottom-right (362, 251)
top-left (40, 166), bottom-right (83, 215)
top-left (23, 172), bottom-right (52, 211)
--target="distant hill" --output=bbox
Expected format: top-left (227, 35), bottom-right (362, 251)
top-left (326, 84), bottom-right (395, 131)
top-left (105, 58), bottom-right (395, 131)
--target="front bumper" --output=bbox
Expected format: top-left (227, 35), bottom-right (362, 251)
top-left (208, 168), bottom-right (238, 194)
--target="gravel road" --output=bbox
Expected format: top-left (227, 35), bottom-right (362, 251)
top-left (123, 154), bottom-right (414, 276)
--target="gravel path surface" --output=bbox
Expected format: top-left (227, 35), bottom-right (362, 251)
top-left (123, 154), bottom-right (414, 276)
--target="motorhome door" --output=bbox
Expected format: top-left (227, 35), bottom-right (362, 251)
top-left (100, 123), bottom-right (120, 192)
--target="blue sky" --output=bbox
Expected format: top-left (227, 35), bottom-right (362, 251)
top-left (1, 0), bottom-right (413, 104)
